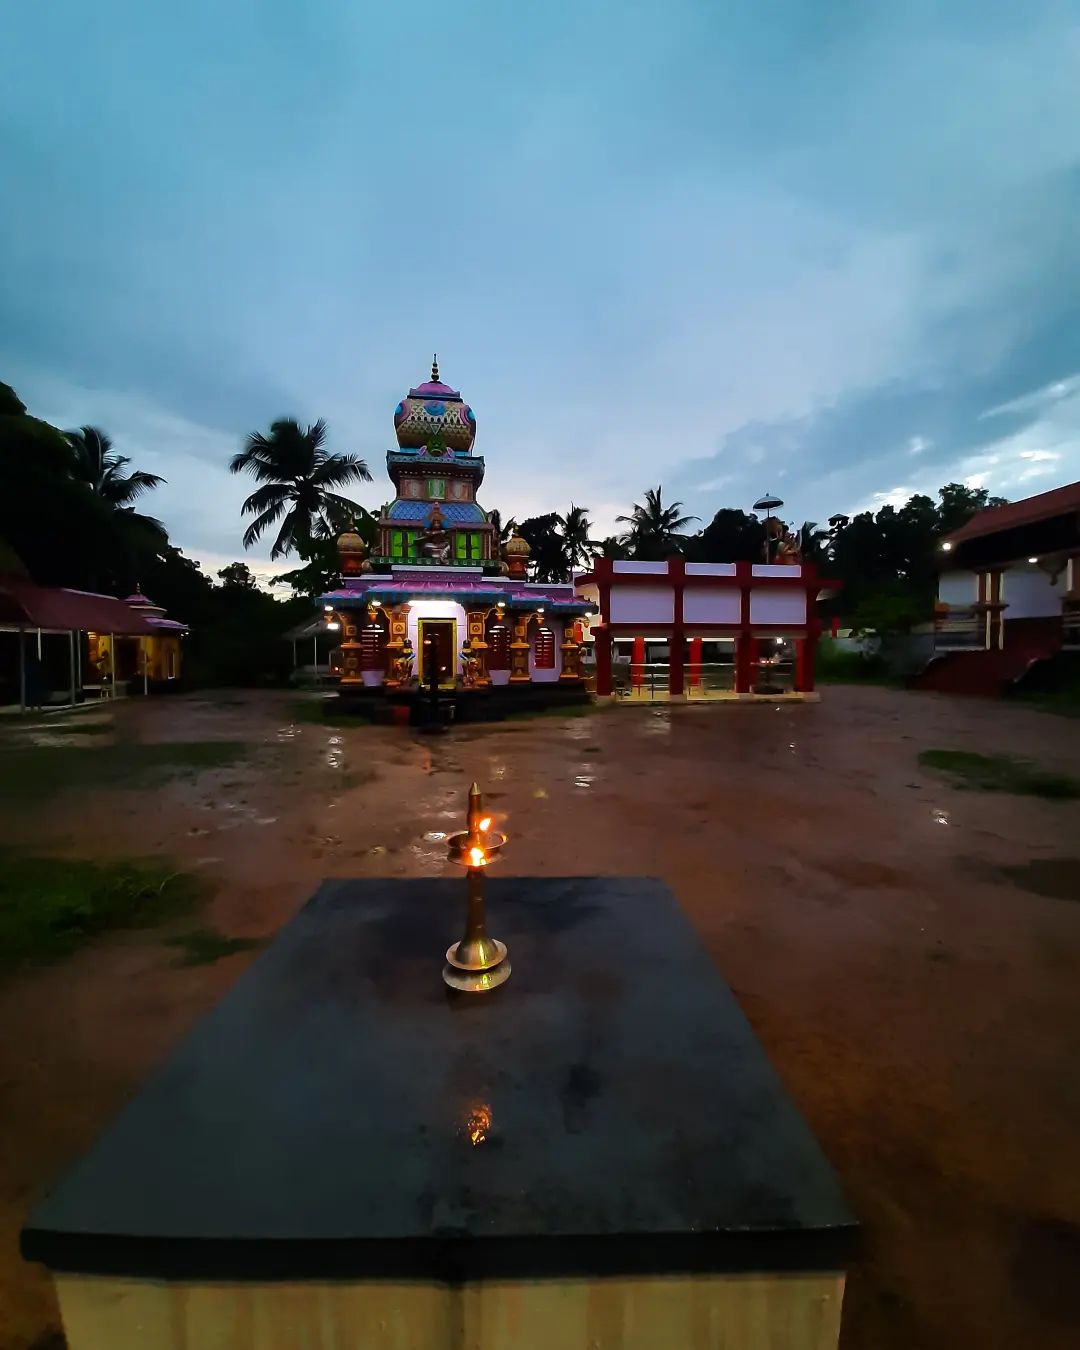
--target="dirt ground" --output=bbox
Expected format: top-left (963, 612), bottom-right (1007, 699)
top-left (1, 687), bottom-right (1078, 1349)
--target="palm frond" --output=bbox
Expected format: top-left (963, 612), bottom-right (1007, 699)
top-left (310, 453), bottom-right (372, 488)
top-left (242, 500), bottom-right (289, 549)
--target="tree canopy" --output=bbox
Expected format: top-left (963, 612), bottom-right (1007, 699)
top-left (231, 418), bottom-right (371, 559)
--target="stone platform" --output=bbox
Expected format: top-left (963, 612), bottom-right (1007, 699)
top-left (23, 877), bottom-right (857, 1348)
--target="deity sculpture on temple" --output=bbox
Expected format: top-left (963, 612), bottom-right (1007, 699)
top-left (460, 644), bottom-right (484, 688)
top-left (390, 640), bottom-right (414, 686)
top-left (776, 528), bottom-right (802, 565)
top-left (420, 505), bottom-right (452, 563)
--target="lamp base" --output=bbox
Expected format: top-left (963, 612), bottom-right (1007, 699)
top-left (442, 954), bottom-right (511, 993)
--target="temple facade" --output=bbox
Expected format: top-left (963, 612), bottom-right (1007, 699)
top-left (320, 361), bottom-right (591, 694)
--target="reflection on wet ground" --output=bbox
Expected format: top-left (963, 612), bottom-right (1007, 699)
top-left (0, 688), bottom-right (1079, 1350)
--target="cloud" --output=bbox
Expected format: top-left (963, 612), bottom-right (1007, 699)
top-left (2, 1), bottom-right (1080, 557)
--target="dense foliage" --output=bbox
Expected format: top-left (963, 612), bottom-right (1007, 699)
top-left (0, 381), bottom-right (309, 685)
top-left (505, 483), bottom-right (1007, 633)
top-left (2, 373), bottom-right (1012, 695)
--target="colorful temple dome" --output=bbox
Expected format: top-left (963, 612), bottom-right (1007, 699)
top-left (393, 356), bottom-right (476, 453)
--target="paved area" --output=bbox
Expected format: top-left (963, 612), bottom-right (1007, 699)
top-left (0, 687), bottom-right (1078, 1348)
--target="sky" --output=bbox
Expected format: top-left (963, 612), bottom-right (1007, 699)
top-left (3, 1), bottom-right (1080, 584)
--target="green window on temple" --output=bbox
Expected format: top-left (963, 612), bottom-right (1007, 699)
top-left (390, 530), bottom-right (404, 559)
top-left (427, 478), bottom-right (445, 500)
top-left (405, 532), bottom-right (418, 560)
top-left (453, 532), bottom-right (484, 562)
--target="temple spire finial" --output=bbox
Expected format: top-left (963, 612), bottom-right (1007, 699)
top-left (431, 353), bottom-right (439, 382)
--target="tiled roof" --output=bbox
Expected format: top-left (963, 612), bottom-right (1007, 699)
top-left (386, 501), bottom-right (488, 525)
top-left (0, 577), bottom-right (160, 634)
top-left (944, 480), bottom-right (1080, 545)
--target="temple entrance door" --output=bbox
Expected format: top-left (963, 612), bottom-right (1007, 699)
top-left (419, 619), bottom-right (456, 688)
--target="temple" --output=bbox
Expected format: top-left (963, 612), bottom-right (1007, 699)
top-left (320, 360), bottom-right (591, 710)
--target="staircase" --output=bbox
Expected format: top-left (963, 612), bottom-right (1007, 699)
top-left (912, 619), bottom-right (1062, 697)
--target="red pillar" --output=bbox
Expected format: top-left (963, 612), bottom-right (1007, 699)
top-left (668, 556), bottom-right (685, 698)
top-left (668, 635), bottom-right (685, 697)
top-left (795, 638), bottom-right (808, 691)
top-left (688, 637), bottom-right (703, 687)
top-left (594, 626), bottom-right (613, 696)
top-left (735, 635), bottom-right (751, 693)
top-left (631, 635), bottom-right (645, 688)
top-left (798, 631), bottom-right (818, 692)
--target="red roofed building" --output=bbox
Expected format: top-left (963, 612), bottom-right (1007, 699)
top-left (916, 480), bottom-right (1080, 696)
top-left (0, 573), bottom-right (188, 709)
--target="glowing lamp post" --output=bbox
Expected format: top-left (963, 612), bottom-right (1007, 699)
top-left (443, 783), bottom-right (510, 992)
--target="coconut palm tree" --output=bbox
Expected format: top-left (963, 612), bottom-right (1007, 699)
top-left (616, 487), bottom-right (697, 560)
top-left (487, 508), bottom-right (518, 547)
top-left (557, 503), bottom-right (598, 575)
top-left (65, 425), bottom-right (167, 537)
top-left (230, 418), bottom-right (372, 559)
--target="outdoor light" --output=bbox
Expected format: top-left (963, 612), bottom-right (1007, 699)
top-left (941, 541), bottom-right (953, 552)
top-left (323, 604), bottom-right (333, 612)
top-left (1028, 556), bottom-right (1038, 564)
top-left (537, 605), bottom-right (545, 616)
top-left (372, 598), bottom-right (382, 607)
top-left (326, 621), bottom-right (341, 631)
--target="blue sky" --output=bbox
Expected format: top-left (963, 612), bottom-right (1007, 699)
top-left (3, 1), bottom-right (1080, 581)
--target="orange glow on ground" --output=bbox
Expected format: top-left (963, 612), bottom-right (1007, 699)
top-left (465, 1104), bottom-right (492, 1146)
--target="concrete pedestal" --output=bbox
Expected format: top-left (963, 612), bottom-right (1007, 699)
top-left (23, 877), bottom-right (856, 1349)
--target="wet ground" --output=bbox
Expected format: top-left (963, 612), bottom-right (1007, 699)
top-left (1, 687), bottom-right (1078, 1349)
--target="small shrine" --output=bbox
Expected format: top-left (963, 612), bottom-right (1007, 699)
top-left (320, 360), bottom-right (591, 705)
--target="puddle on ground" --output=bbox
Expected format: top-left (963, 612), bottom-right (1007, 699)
top-left (931, 808), bottom-right (951, 826)
top-left (999, 859), bottom-right (1080, 902)
top-left (275, 725), bottom-right (301, 741)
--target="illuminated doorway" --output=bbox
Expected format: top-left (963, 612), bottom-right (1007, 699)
top-left (418, 618), bottom-right (457, 688)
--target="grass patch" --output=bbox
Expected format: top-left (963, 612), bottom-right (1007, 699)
top-left (0, 854), bottom-right (204, 970)
top-left (1010, 686), bottom-right (1080, 718)
top-left (290, 697), bottom-right (364, 727)
top-left (9, 718), bottom-right (117, 735)
top-left (164, 927), bottom-right (265, 966)
top-left (919, 749), bottom-right (1080, 799)
top-left (0, 739), bottom-right (249, 803)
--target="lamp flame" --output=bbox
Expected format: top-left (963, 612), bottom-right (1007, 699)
top-left (479, 816), bottom-right (492, 832)
top-left (468, 846), bottom-right (486, 868)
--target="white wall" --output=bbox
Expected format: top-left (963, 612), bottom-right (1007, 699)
top-left (1002, 564), bottom-right (1064, 619)
top-left (612, 561), bottom-right (669, 574)
top-left (683, 590), bottom-right (741, 624)
top-left (406, 600), bottom-right (467, 675)
top-left (748, 588), bottom-right (806, 625)
top-left (938, 571), bottom-right (977, 606)
top-left (685, 563), bottom-right (737, 576)
top-left (610, 583), bottom-right (675, 624)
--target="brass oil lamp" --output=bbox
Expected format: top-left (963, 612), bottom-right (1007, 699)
top-left (443, 783), bottom-right (510, 992)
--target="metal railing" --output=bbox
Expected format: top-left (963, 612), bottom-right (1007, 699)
top-left (934, 608), bottom-right (987, 651)
top-left (1063, 609), bottom-right (1080, 650)
top-left (614, 662), bottom-right (670, 699)
top-left (753, 658), bottom-right (795, 695)
top-left (685, 662), bottom-right (736, 697)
